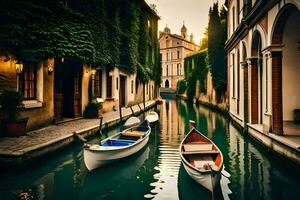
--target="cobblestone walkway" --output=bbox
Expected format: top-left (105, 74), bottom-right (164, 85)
top-left (0, 100), bottom-right (156, 156)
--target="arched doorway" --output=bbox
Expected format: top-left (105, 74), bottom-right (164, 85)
top-left (165, 79), bottom-right (170, 88)
top-left (250, 31), bottom-right (263, 124)
top-left (271, 4), bottom-right (300, 134)
top-left (242, 42), bottom-right (248, 124)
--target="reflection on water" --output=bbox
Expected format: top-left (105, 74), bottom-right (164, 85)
top-left (0, 100), bottom-right (300, 200)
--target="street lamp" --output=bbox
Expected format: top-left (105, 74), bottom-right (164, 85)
top-left (15, 61), bottom-right (23, 75)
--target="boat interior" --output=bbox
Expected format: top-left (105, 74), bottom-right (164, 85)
top-left (100, 121), bottom-right (150, 147)
top-left (182, 131), bottom-right (222, 171)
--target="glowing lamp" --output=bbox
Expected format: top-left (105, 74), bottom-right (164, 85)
top-left (15, 61), bottom-right (23, 75)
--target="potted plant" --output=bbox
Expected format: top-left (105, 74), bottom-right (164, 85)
top-left (0, 90), bottom-right (28, 136)
top-left (84, 99), bottom-right (104, 118)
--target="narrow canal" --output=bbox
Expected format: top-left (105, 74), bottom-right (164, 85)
top-left (1, 100), bottom-right (300, 200)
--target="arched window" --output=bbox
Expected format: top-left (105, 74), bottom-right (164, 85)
top-left (165, 80), bottom-right (170, 88)
top-left (166, 65), bottom-right (169, 76)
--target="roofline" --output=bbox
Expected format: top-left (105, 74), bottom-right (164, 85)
top-left (143, 1), bottom-right (160, 19)
top-left (159, 33), bottom-right (200, 47)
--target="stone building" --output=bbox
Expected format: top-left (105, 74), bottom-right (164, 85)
top-left (0, 1), bottom-right (159, 131)
top-left (226, 0), bottom-right (300, 136)
top-left (159, 25), bottom-right (200, 90)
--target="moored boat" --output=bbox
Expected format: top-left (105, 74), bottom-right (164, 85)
top-left (156, 97), bottom-right (163, 105)
top-left (145, 111), bottom-right (159, 123)
top-left (179, 120), bottom-right (223, 192)
top-left (123, 116), bottom-right (141, 129)
top-left (84, 120), bottom-right (151, 171)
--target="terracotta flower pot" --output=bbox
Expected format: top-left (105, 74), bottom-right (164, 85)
top-left (3, 117), bottom-right (28, 137)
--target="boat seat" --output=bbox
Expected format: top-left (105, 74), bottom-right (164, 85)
top-left (194, 160), bottom-right (215, 168)
top-left (183, 144), bottom-right (213, 152)
top-left (191, 156), bottom-right (217, 170)
top-left (182, 150), bottom-right (219, 155)
top-left (121, 131), bottom-right (144, 137)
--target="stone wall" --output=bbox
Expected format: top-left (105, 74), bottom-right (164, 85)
top-left (196, 71), bottom-right (227, 111)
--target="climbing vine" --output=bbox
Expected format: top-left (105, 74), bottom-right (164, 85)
top-left (0, 0), bottom-right (160, 82)
top-left (184, 50), bottom-right (209, 100)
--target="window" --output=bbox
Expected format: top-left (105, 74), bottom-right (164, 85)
top-left (237, 50), bottom-right (240, 114)
top-left (232, 6), bottom-right (235, 32)
top-left (166, 53), bottom-right (169, 61)
top-left (265, 57), bottom-right (268, 111)
top-left (19, 62), bottom-right (36, 100)
top-left (106, 71), bottom-right (112, 98)
top-left (116, 77), bottom-right (118, 90)
top-left (136, 79), bottom-right (139, 94)
top-left (146, 83), bottom-right (148, 95)
top-left (94, 69), bottom-right (102, 98)
top-left (166, 65), bottom-right (169, 76)
top-left (177, 51), bottom-right (180, 59)
top-left (237, 0), bottom-right (240, 24)
top-left (131, 80), bottom-right (134, 94)
top-left (177, 64), bottom-right (180, 75)
top-left (232, 53), bottom-right (235, 98)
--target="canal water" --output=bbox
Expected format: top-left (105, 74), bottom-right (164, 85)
top-left (1, 100), bottom-right (300, 200)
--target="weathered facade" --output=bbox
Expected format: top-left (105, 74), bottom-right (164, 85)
top-left (0, 1), bottom-right (159, 131)
top-left (159, 25), bottom-right (200, 90)
top-left (226, 0), bottom-right (300, 134)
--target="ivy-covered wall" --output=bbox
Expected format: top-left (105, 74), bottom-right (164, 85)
top-left (0, 0), bottom-right (160, 83)
top-left (184, 50), bottom-right (209, 100)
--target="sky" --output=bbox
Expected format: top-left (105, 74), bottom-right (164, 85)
top-left (146, 0), bottom-right (225, 45)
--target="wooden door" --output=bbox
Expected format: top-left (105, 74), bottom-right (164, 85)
top-left (120, 76), bottom-right (126, 107)
top-left (73, 68), bottom-right (82, 118)
top-left (54, 59), bottom-right (63, 122)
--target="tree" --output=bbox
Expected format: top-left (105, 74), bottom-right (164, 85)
top-left (200, 28), bottom-right (208, 50)
top-left (207, 2), bottom-right (227, 96)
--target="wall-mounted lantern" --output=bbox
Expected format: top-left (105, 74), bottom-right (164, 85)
top-left (109, 71), bottom-right (113, 76)
top-left (47, 59), bottom-right (54, 74)
top-left (91, 69), bottom-right (96, 75)
top-left (15, 61), bottom-right (23, 75)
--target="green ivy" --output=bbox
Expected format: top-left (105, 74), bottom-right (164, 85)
top-left (0, 0), bottom-right (160, 82)
top-left (184, 50), bottom-right (209, 100)
top-left (176, 80), bottom-right (187, 95)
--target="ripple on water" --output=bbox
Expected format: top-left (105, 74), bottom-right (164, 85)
top-left (148, 142), bottom-right (181, 199)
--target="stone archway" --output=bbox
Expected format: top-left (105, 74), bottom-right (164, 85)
top-left (241, 42), bottom-right (249, 124)
top-left (271, 4), bottom-right (300, 134)
top-left (250, 31), bottom-right (263, 124)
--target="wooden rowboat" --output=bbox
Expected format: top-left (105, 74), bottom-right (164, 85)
top-left (84, 120), bottom-right (151, 171)
top-left (179, 121), bottom-right (223, 192)
top-left (123, 116), bottom-right (141, 129)
top-left (145, 111), bottom-right (159, 123)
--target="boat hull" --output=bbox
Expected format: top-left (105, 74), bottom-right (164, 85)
top-left (84, 136), bottom-right (149, 171)
top-left (145, 112), bottom-right (159, 123)
top-left (182, 160), bottom-right (221, 192)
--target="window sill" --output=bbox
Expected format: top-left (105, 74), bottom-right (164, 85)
top-left (105, 98), bottom-right (114, 101)
top-left (23, 100), bottom-right (43, 109)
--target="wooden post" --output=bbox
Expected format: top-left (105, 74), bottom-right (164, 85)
top-left (99, 116), bottom-right (103, 134)
top-left (119, 75), bottom-right (122, 123)
top-left (189, 120), bottom-right (195, 130)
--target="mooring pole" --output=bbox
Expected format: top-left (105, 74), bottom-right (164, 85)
top-left (99, 116), bottom-right (103, 134)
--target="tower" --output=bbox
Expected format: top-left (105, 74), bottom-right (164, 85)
top-left (181, 22), bottom-right (187, 39)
